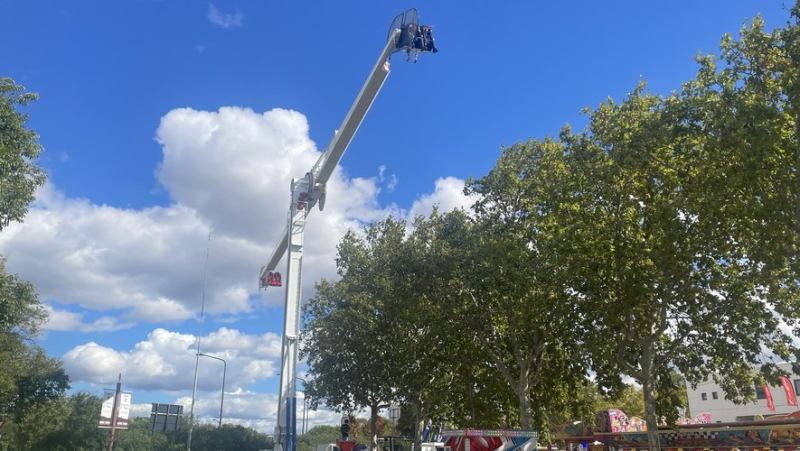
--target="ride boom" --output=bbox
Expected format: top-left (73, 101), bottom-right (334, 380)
top-left (259, 9), bottom-right (437, 451)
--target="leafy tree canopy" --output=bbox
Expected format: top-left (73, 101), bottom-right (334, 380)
top-left (0, 78), bottom-right (46, 232)
top-left (0, 258), bottom-right (69, 423)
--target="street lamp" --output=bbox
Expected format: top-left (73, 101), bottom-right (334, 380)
top-left (198, 353), bottom-right (227, 428)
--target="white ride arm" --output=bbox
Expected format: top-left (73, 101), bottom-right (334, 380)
top-left (259, 28), bottom-right (400, 281)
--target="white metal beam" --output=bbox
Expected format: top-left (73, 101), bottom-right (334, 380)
top-left (260, 29), bottom-right (400, 278)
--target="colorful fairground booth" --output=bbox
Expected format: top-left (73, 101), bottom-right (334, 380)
top-left (339, 429), bottom-right (539, 451)
top-left (554, 409), bottom-right (800, 451)
top-left (441, 429), bottom-right (540, 451)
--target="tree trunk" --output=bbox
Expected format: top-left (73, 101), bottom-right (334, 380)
top-left (413, 399), bottom-right (425, 451)
top-left (517, 382), bottom-right (533, 430)
top-left (641, 344), bottom-right (661, 451)
top-left (370, 403), bottom-right (379, 451)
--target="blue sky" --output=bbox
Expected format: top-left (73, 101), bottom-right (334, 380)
top-left (0, 0), bottom-right (792, 431)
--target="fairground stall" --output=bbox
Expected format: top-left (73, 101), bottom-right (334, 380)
top-left (554, 409), bottom-right (800, 451)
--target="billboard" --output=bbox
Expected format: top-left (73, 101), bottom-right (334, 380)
top-left (149, 403), bottom-right (184, 432)
top-left (98, 389), bottom-right (132, 429)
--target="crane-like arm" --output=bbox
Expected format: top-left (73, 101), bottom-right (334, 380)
top-left (259, 29), bottom-right (400, 284)
top-left (311, 31), bottom-right (396, 187)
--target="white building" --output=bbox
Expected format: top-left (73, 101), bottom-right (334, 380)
top-left (686, 362), bottom-right (800, 422)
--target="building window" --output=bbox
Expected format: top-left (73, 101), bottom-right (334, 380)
top-left (712, 392), bottom-right (719, 400)
top-left (755, 385), bottom-right (767, 400)
top-left (795, 379), bottom-right (800, 397)
top-left (701, 393), bottom-right (708, 401)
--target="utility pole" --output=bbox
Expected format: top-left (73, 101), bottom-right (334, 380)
top-left (108, 373), bottom-right (122, 451)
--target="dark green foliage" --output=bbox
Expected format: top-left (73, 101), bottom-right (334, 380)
top-left (302, 218), bottom-right (409, 451)
top-left (187, 423), bottom-right (273, 451)
top-left (0, 392), bottom-right (272, 450)
top-left (298, 425), bottom-right (342, 451)
top-left (0, 258), bottom-right (69, 424)
top-left (0, 392), bottom-right (106, 451)
top-left (0, 78), bottom-right (46, 232)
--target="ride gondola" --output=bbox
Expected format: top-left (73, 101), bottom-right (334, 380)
top-left (388, 8), bottom-right (438, 63)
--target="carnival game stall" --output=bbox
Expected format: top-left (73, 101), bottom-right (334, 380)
top-left (554, 409), bottom-right (800, 451)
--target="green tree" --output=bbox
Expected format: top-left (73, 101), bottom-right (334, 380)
top-left (386, 211), bottom-right (489, 448)
top-left (298, 425), bottom-right (342, 451)
top-left (0, 392), bottom-right (106, 451)
top-left (0, 258), bottom-right (69, 425)
top-left (189, 423), bottom-right (273, 451)
top-left (302, 218), bottom-right (408, 451)
top-left (553, 11), bottom-right (800, 444)
top-left (114, 417), bottom-right (177, 451)
top-left (456, 139), bottom-right (592, 431)
top-left (0, 78), bottom-right (46, 232)
top-left (305, 212), bottom-right (500, 450)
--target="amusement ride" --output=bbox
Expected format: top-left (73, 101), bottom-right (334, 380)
top-left (258, 9), bottom-right (437, 451)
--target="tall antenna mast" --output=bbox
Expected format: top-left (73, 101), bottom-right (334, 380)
top-left (187, 230), bottom-right (212, 451)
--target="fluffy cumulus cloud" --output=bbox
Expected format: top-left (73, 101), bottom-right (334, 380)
top-left (61, 326), bottom-right (340, 430)
top-left (45, 305), bottom-right (134, 332)
top-left (0, 107), bottom-right (407, 327)
top-left (408, 176), bottom-right (476, 220)
top-left (62, 328), bottom-right (279, 391)
top-left (0, 104), bottom-right (471, 431)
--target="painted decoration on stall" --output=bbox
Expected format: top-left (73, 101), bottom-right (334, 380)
top-left (442, 429), bottom-right (539, 451)
top-left (595, 409), bottom-right (647, 433)
top-left (693, 412), bottom-right (712, 424)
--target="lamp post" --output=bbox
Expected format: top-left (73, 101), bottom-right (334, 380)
top-left (198, 353), bottom-right (227, 428)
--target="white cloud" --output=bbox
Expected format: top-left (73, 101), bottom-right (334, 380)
top-left (378, 165), bottom-right (398, 193)
top-left (155, 107), bottom-right (318, 242)
top-left (174, 390), bottom-right (342, 430)
top-left (0, 108), bottom-right (375, 321)
top-left (130, 403), bottom-right (155, 418)
top-left (0, 188), bottom-right (224, 322)
top-left (0, 105), bottom-right (471, 326)
top-left (202, 327), bottom-right (282, 359)
top-left (407, 176), bottom-right (476, 220)
top-left (0, 89), bottom-right (477, 431)
top-left (128, 297), bottom-right (194, 322)
top-left (45, 305), bottom-right (134, 332)
top-left (207, 4), bottom-right (243, 29)
top-left (61, 327), bottom-right (358, 432)
top-left (62, 328), bottom-right (279, 392)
